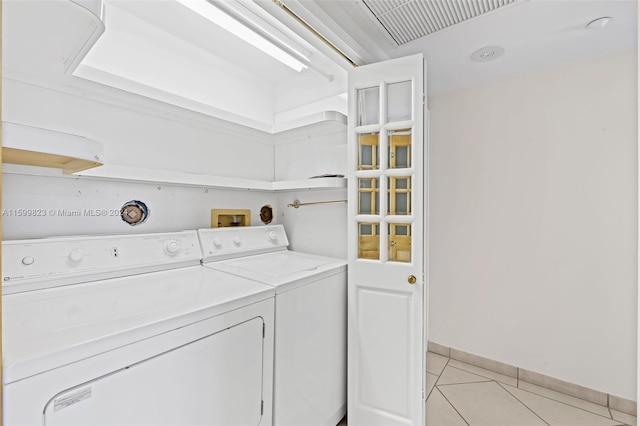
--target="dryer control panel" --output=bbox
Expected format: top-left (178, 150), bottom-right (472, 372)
top-left (2, 231), bottom-right (202, 294)
top-left (198, 225), bottom-right (289, 263)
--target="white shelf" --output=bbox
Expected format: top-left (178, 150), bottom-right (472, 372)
top-left (74, 165), bottom-right (273, 191)
top-left (272, 177), bottom-right (346, 191)
top-left (71, 165), bottom-right (347, 192)
top-left (2, 122), bottom-right (104, 174)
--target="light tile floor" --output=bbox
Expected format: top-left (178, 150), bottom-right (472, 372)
top-left (338, 352), bottom-right (637, 426)
top-left (426, 351), bottom-right (637, 426)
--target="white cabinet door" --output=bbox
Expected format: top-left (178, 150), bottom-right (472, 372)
top-left (347, 54), bottom-right (426, 426)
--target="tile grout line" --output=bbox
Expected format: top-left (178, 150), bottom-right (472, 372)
top-left (428, 352), bottom-right (636, 426)
top-left (607, 398), bottom-right (614, 419)
top-left (496, 381), bottom-right (552, 426)
top-left (442, 364), bottom-right (495, 381)
top-left (432, 346), bottom-right (631, 413)
top-left (447, 362), bottom-right (515, 386)
top-left (500, 380), bottom-right (631, 424)
top-left (437, 379), bottom-right (496, 387)
top-left (426, 353), bottom-right (449, 401)
top-left (434, 385), bottom-right (471, 426)
top-left (430, 355), bottom-right (451, 387)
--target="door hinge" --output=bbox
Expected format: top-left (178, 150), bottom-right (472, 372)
top-left (262, 323), bottom-right (265, 338)
top-left (261, 400), bottom-right (264, 415)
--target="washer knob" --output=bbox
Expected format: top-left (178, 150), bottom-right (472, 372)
top-left (164, 240), bottom-right (180, 255)
top-left (267, 231), bottom-right (277, 242)
top-left (213, 238), bottom-right (222, 247)
top-left (68, 249), bottom-right (84, 263)
top-left (21, 256), bottom-right (35, 266)
top-left (233, 236), bottom-right (241, 245)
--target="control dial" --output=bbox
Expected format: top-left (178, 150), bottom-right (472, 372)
top-left (164, 240), bottom-right (180, 256)
top-left (21, 256), bottom-right (35, 266)
top-left (68, 249), bottom-right (84, 263)
top-left (233, 236), bottom-right (241, 245)
top-left (267, 231), bottom-right (277, 242)
top-left (213, 238), bottom-right (222, 247)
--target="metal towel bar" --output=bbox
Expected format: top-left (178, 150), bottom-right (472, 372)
top-left (287, 199), bottom-right (347, 209)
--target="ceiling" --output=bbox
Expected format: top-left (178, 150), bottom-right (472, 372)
top-left (272, 0), bottom-right (638, 95)
top-left (3, 0), bottom-right (636, 132)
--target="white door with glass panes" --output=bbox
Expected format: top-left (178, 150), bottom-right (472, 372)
top-left (347, 54), bottom-right (426, 426)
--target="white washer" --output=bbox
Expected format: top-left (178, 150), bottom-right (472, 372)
top-left (3, 231), bottom-right (275, 426)
top-left (198, 225), bottom-right (347, 426)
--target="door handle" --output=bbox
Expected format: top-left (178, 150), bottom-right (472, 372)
top-left (408, 275), bottom-right (417, 284)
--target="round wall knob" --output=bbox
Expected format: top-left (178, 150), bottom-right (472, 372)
top-left (21, 256), bottom-right (35, 266)
top-left (233, 236), bottom-right (241, 245)
top-left (68, 250), bottom-right (84, 263)
top-left (213, 238), bottom-right (222, 247)
top-left (407, 275), bottom-right (417, 285)
top-left (267, 231), bottom-right (277, 242)
top-left (164, 240), bottom-right (180, 255)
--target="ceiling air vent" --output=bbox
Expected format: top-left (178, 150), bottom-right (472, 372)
top-left (362, 0), bottom-right (521, 45)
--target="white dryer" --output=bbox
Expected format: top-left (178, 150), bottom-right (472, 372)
top-left (198, 225), bottom-right (347, 426)
top-left (2, 231), bottom-right (275, 426)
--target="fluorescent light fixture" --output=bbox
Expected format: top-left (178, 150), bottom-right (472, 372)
top-left (176, 0), bottom-right (309, 72)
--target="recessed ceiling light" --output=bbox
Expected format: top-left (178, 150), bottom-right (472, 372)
top-left (586, 17), bottom-right (612, 30)
top-left (470, 46), bottom-right (505, 63)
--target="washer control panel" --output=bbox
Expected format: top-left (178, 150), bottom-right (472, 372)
top-left (2, 231), bottom-right (202, 294)
top-left (198, 225), bottom-right (289, 262)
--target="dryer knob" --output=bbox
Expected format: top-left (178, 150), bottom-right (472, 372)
top-left (21, 256), bottom-right (35, 266)
top-left (213, 238), bottom-right (222, 247)
top-left (164, 240), bottom-right (180, 255)
top-left (233, 236), bottom-right (241, 245)
top-left (68, 249), bottom-right (84, 263)
top-left (267, 231), bottom-right (277, 242)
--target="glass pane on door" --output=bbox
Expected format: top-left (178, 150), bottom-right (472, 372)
top-left (358, 178), bottom-right (380, 215)
top-left (358, 222), bottom-right (380, 260)
top-left (387, 177), bottom-right (411, 215)
top-left (388, 223), bottom-right (411, 263)
top-left (388, 129), bottom-right (412, 169)
top-left (357, 86), bottom-right (380, 126)
top-left (358, 133), bottom-right (380, 170)
top-left (387, 81), bottom-right (412, 122)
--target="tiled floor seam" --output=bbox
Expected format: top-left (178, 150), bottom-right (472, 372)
top-left (432, 345), bottom-right (634, 415)
top-left (608, 404), bottom-right (614, 420)
top-left (437, 379), bottom-right (496, 387)
top-left (496, 382), bottom-right (552, 426)
top-left (500, 381), bottom-right (631, 425)
top-left (434, 386), bottom-right (471, 426)
top-left (448, 361), bottom-right (514, 386)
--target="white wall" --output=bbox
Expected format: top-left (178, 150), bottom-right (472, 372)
top-left (273, 119), bottom-right (348, 259)
top-left (2, 172), bottom-right (276, 240)
top-left (274, 120), bottom-right (347, 181)
top-left (428, 50), bottom-right (638, 400)
top-left (3, 78), bottom-right (274, 181)
top-left (275, 189), bottom-right (347, 259)
top-left (2, 72), bottom-right (277, 239)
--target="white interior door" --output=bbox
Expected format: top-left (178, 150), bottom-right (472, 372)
top-left (347, 54), bottom-right (426, 426)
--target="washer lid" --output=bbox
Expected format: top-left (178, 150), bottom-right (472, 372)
top-left (208, 251), bottom-right (346, 293)
top-left (3, 266), bottom-right (274, 384)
